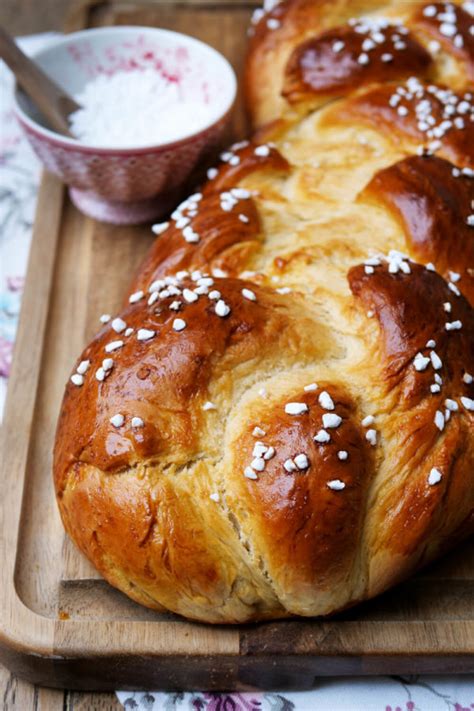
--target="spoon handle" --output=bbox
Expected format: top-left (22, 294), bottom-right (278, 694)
top-left (0, 26), bottom-right (80, 137)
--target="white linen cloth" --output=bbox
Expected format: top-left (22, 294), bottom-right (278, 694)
top-left (1, 34), bottom-right (473, 711)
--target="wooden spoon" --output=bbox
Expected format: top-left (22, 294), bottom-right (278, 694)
top-left (0, 26), bottom-right (80, 137)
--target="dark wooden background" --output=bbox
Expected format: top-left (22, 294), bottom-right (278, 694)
top-left (1, 2), bottom-right (123, 708)
top-left (1, 0), bottom-right (75, 35)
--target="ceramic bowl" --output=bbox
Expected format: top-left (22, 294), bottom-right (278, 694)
top-left (13, 27), bottom-right (237, 224)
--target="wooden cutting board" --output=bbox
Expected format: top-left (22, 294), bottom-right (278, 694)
top-left (1, 0), bottom-right (473, 692)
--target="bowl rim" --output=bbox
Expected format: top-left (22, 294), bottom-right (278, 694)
top-left (13, 25), bottom-right (237, 155)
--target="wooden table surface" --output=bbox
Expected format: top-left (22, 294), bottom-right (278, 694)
top-left (2, 3), bottom-right (134, 709)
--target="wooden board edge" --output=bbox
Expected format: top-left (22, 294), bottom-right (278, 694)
top-left (0, 172), bottom-right (65, 674)
top-left (1, 645), bottom-right (473, 692)
top-left (49, 619), bottom-right (474, 658)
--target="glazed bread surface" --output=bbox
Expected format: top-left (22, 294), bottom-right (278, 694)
top-left (54, 0), bottom-right (474, 623)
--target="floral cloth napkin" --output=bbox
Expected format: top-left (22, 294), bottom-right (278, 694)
top-left (1, 34), bottom-right (473, 711)
top-left (116, 679), bottom-right (474, 710)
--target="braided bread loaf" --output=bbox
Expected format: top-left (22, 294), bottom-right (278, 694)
top-left (54, 0), bottom-right (474, 623)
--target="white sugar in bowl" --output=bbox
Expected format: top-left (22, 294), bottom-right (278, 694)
top-left (14, 27), bottom-right (237, 224)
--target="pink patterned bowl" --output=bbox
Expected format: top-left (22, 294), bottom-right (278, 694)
top-left (13, 27), bottom-right (237, 224)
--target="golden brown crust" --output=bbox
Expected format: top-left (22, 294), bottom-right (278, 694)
top-left (348, 261), bottom-right (474, 392)
top-left (201, 141), bottom-right (291, 195)
top-left (360, 155), bottom-right (474, 304)
top-left (245, 0), bottom-right (385, 126)
top-left (128, 195), bottom-right (261, 290)
top-left (348, 260), bottom-right (474, 593)
top-left (54, 278), bottom-right (309, 488)
top-left (228, 383), bottom-right (371, 614)
top-left (128, 143), bottom-right (290, 292)
top-left (412, 2), bottom-right (474, 81)
top-left (283, 24), bottom-right (431, 108)
top-left (245, 0), bottom-right (474, 127)
top-left (59, 463), bottom-right (286, 622)
top-left (54, 0), bottom-right (474, 623)
top-left (326, 80), bottom-right (474, 168)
